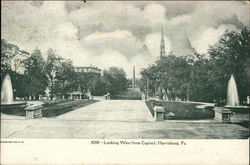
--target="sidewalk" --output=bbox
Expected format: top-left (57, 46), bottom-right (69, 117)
top-left (1, 100), bottom-right (249, 139)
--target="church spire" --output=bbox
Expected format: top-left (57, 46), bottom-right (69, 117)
top-left (160, 26), bottom-right (166, 57)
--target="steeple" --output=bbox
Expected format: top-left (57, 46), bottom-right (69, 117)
top-left (160, 26), bottom-right (166, 57)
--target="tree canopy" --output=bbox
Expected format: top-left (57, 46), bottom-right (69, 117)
top-left (140, 28), bottom-right (250, 103)
top-left (103, 67), bottom-right (128, 95)
top-left (1, 39), bottom-right (129, 100)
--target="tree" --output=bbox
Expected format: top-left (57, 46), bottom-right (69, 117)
top-left (103, 67), bottom-right (128, 94)
top-left (91, 78), bottom-right (107, 96)
top-left (1, 39), bottom-right (32, 99)
top-left (188, 53), bottom-right (215, 102)
top-left (45, 48), bottom-right (78, 99)
top-left (54, 59), bottom-right (76, 98)
top-left (1, 39), bottom-right (18, 74)
top-left (208, 28), bottom-right (250, 103)
top-left (156, 54), bottom-right (191, 100)
top-left (73, 72), bottom-right (86, 93)
top-left (24, 48), bottom-right (48, 100)
top-left (45, 48), bottom-right (62, 100)
top-left (141, 28), bottom-right (249, 103)
top-left (140, 53), bottom-right (191, 100)
top-left (140, 64), bottom-right (159, 97)
top-left (1, 39), bottom-right (29, 76)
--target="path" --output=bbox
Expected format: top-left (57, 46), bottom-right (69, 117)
top-left (1, 100), bottom-right (249, 139)
top-left (56, 100), bottom-right (152, 121)
top-left (112, 88), bottom-right (142, 100)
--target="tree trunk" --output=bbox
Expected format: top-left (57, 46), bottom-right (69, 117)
top-left (35, 94), bottom-right (39, 100)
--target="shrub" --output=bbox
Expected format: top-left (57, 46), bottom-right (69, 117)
top-left (149, 101), bottom-right (214, 120)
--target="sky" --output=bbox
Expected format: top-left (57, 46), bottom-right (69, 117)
top-left (1, 1), bottom-right (249, 78)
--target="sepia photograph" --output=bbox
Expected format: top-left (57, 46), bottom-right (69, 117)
top-left (1, 0), bottom-right (249, 164)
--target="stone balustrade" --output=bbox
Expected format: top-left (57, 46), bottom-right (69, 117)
top-left (153, 106), bottom-right (165, 121)
top-left (104, 93), bottom-right (111, 100)
top-left (25, 105), bottom-right (43, 119)
top-left (214, 107), bottom-right (232, 122)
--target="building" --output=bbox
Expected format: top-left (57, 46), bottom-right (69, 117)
top-left (71, 65), bottom-right (102, 99)
top-left (74, 66), bottom-right (101, 75)
top-left (157, 26), bottom-right (168, 100)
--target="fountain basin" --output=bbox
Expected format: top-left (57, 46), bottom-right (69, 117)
top-left (224, 105), bottom-right (250, 114)
top-left (1, 101), bottom-right (27, 106)
top-left (1, 102), bottom-right (27, 116)
top-left (1, 74), bottom-right (29, 116)
top-left (1, 101), bottom-right (27, 108)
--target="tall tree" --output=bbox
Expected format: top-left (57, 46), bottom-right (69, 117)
top-left (45, 48), bottom-right (62, 100)
top-left (208, 28), bottom-right (250, 103)
top-left (24, 48), bottom-right (48, 100)
top-left (1, 39), bottom-right (31, 99)
top-left (140, 54), bottom-right (191, 100)
top-left (188, 53), bottom-right (215, 102)
top-left (103, 67), bottom-right (128, 95)
top-left (1, 39), bottom-right (18, 74)
top-left (54, 59), bottom-right (76, 98)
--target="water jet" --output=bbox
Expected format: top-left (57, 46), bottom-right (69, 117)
top-left (224, 75), bottom-right (249, 113)
top-left (1, 74), bottom-right (26, 114)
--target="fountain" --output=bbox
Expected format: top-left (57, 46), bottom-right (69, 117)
top-left (1, 74), bottom-right (26, 112)
top-left (226, 75), bottom-right (239, 106)
top-left (214, 74), bottom-right (249, 122)
top-left (224, 75), bottom-right (249, 112)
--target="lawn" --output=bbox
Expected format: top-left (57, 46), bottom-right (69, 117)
top-left (146, 100), bottom-right (215, 120)
top-left (42, 99), bottom-right (73, 107)
top-left (1, 99), bottom-right (98, 117)
top-left (231, 113), bottom-right (249, 129)
top-left (42, 99), bottom-right (98, 117)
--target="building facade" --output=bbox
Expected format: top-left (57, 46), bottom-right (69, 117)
top-left (71, 65), bottom-right (102, 99)
top-left (75, 66), bottom-right (101, 75)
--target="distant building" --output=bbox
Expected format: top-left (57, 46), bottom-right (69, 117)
top-left (75, 66), bottom-right (101, 75)
top-left (72, 65), bottom-right (102, 99)
top-left (157, 26), bottom-right (168, 100)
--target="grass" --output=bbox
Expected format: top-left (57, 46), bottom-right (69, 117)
top-left (1, 99), bottom-right (98, 117)
top-left (145, 101), bottom-right (155, 117)
top-left (147, 100), bottom-right (215, 120)
top-left (42, 99), bottom-right (73, 107)
top-left (42, 99), bottom-right (98, 117)
top-left (1, 104), bottom-right (26, 116)
top-left (231, 113), bottom-right (249, 129)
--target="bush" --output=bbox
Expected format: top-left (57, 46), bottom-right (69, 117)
top-left (149, 101), bottom-right (214, 120)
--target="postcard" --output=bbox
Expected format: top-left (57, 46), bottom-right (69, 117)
top-left (1, 1), bottom-right (249, 164)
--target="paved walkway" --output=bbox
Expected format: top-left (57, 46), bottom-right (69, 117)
top-left (55, 100), bottom-right (153, 121)
top-left (1, 100), bottom-right (249, 139)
